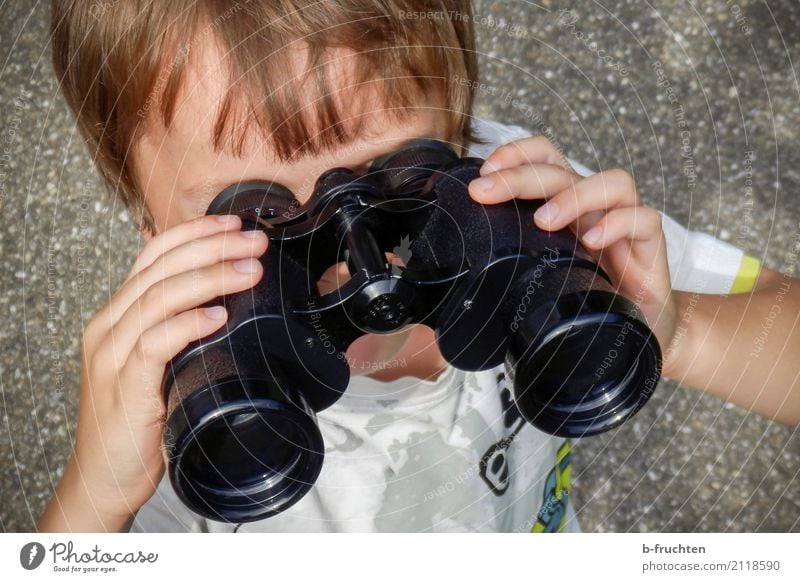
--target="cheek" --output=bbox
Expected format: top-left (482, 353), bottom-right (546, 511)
top-left (135, 165), bottom-right (191, 234)
top-left (146, 191), bottom-right (207, 233)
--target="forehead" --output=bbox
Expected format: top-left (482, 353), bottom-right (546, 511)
top-left (139, 37), bottom-right (423, 170)
top-left (132, 38), bottom-right (452, 224)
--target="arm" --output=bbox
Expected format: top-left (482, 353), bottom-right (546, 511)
top-left (37, 214), bottom-right (267, 532)
top-left (665, 268), bottom-right (800, 426)
top-left (37, 454), bottom-right (136, 532)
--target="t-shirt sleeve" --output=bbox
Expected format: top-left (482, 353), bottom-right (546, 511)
top-left (468, 117), bottom-right (762, 295)
top-left (658, 212), bottom-right (761, 294)
top-left (568, 160), bottom-right (761, 295)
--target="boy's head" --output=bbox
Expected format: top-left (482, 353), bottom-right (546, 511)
top-left (51, 0), bottom-right (480, 236)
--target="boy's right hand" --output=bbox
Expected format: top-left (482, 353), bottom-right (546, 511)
top-left (70, 214), bottom-right (267, 525)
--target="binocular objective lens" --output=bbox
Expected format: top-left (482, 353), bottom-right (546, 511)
top-left (182, 412), bottom-right (302, 492)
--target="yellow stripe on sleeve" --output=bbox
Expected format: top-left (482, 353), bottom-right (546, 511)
top-left (730, 255), bottom-right (761, 294)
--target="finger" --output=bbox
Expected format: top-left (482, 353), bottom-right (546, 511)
top-left (98, 258), bottom-right (263, 365)
top-left (580, 206), bottom-right (664, 257)
top-left (99, 228), bottom-right (268, 331)
top-left (469, 163), bottom-right (578, 204)
top-left (118, 306), bottom-right (230, 420)
top-left (479, 136), bottom-right (573, 176)
top-left (125, 214), bottom-right (243, 283)
top-left (531, 168), bottom-right (642, 233)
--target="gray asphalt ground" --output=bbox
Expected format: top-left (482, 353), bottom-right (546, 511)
top-left (1, 1), bottom-right (798, 532)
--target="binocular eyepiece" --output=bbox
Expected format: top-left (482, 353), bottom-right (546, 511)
top-left (160, 139), bottom-right (662, 523)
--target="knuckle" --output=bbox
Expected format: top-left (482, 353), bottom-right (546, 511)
top-left (87, 350), bottom-right (107, 382)
top-left (141, 280), bottom-right (166, 309)
top-left (640, 207), bottom-right (663, 230)
top-left (190, 214), bottom-right (216, 235)
top-left (140, 231), bottom-right (165, 258)
top-left (530, 135), bottom-right (558, 154)
top-left (132, 241), bottom-right (161, 274)
top-left (126, 258), bottom-right (143, 278)
top-left (83, 316), bottom-right (100, 343)
top-left (606, 168), bottom-right (636, 192)
top-left (504, 136), bottom-right (562, 165)
top-left (82, 312), bottom-right (110, 353)
top-left (495, 140), bottom-right (518, 159)
top-left (214, 233), bottom-right (237, 261)
top-left (133, 336), bottom-right (156, 363)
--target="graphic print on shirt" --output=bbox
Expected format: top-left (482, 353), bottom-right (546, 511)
top-left (479, 372), bottom-right (526, 494)
top-left (478, 372), bottom-right (573, 533)
top-left (532, 440), bottom-right (572, 533)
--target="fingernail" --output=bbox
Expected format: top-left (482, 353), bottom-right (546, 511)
top-left (480, 160), bottom-right (502, 175)
top-left (240, 229), bottom-right (266, 239)
top-left (534, 202), bottom-right (560, 224)
top-left (204, 306), bottom-right (227, 320)
top-left (471, 176), bottom-right (495, 192)
top-left (583, 226), bottom-right (603, 245)
top-left (233, 258), bottom-right (259, 273)
top-left (215, 214), bottom-right (239, 224)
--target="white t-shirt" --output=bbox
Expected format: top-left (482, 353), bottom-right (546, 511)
top-left (129, 117), bottom-right (759, 533)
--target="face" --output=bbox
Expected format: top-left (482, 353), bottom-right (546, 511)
top-left (132, 41), bottom-right (459, 376)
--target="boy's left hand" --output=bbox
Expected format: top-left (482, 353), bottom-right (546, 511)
top-left (468, 136), bottom-right (679, 374)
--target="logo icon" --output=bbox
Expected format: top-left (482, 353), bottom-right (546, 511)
top-left (20, 542), bottom-right (46, 570)
top-left (391, 235), bottom-right (413, 276)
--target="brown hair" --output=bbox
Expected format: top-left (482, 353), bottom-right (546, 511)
top-left (50, 0), bottom-right (481, 234)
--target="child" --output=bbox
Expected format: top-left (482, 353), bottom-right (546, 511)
top-left (38, 0), bottom-right (799, 532)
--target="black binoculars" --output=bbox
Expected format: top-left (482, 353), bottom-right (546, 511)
top-left (160, 139), bottom-right (662, 523)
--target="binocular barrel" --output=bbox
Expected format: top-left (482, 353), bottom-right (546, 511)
top-left (160, 140), bottom-right (662, 523)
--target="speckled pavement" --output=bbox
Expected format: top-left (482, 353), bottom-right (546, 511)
top-left (1, 1), bottom-right (798, 532)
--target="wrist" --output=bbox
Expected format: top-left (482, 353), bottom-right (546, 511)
top-left (44, 454), bottom-right (137, 532)
top-left (660, 290), bottom-right (698, 380)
